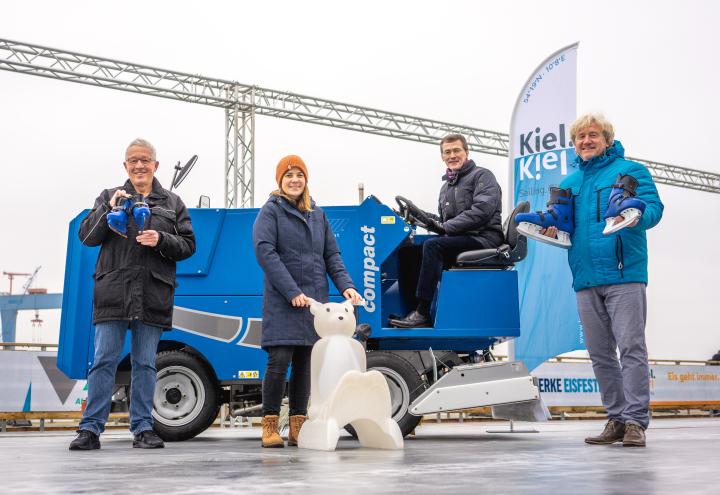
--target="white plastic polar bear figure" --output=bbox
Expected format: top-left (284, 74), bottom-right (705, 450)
top-left (297, 298), bottom-right (404, 451)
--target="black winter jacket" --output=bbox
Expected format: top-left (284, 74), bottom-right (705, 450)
top-left (78, 178), bottom-right (196, 329)
top-left (437, 160), bottom-right (504, 245)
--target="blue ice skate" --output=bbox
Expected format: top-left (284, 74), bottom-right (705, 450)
top-left (131, 199), bottom-right (151, 232)
top-left (107, 197), bottom-right (134, 238)
top-left (515, 187), bottom-right (574, 249)
top-left (602, 174), bottom-right (646, 235)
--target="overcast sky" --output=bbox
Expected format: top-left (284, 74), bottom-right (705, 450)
top-left (1, 0), bottom-right (718, 360)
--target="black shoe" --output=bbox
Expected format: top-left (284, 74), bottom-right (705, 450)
top-left (133, 430), bottom-right (165, 449)
top-left (69, 430), bottom-right (100, 450)
top-left (389, 310), bottom-right (431, 328)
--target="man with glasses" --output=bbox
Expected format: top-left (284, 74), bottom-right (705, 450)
top-left (390, 134), bottom-right (503, 328)
top-left (69, 138), bottom-right (196, 450)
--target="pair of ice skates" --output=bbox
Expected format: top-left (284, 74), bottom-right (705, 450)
top-left (515, 174), bottom-right (646, 249)
top-left (107, 195), bottom-right (151, 237)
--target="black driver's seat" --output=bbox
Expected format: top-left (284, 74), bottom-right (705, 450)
top-left (453, 201), bottom-right (530, 269)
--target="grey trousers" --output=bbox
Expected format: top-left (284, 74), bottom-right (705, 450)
top-left (576, 283), bottom-right (650, 429)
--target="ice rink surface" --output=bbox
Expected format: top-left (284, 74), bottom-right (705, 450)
top-left (1, 418), bottom-right (718, 494)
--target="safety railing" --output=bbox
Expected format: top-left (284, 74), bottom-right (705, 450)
top-left (0, 342), bottom-right (58, 351)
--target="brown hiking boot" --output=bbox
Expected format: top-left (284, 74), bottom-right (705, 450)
top-left (585, 419), bottom-right (625, 444)
top-left (622, 423), bottom-right (646, 447)
top-left (261, 415), bottom-right (284, 448)
top-left (287, 415), bottom-right (307, 447)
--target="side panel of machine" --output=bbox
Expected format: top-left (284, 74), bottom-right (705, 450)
top-left (434, 270), bottom-right (520, 335)
top-left (338, 198), bottom-right (411, 333)
top-left (57, 214), bottom-right (98, 379)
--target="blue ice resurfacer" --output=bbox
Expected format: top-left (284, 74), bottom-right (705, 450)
top-left (58, 196), bottom-right (547, 441)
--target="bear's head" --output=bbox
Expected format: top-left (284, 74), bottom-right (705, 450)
top-left (309, 299), bottom-right (356, 338)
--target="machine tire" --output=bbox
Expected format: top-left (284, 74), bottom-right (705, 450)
top-left (152, 350), bottom-right (220, 442)
top-left (346, 351), bottom-right (426, 438)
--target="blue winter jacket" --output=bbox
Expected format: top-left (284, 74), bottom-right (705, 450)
top-left (560, 141), bottom-right (663, 292)
top-left (253, 195), bottom-right (355, 348)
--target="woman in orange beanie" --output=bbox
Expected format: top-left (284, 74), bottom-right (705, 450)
top-left (252, 154), bottom-right (361, 448)
top-left (273, 155), bottom-right (312, 211)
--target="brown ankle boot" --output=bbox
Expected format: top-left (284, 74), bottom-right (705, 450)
top-left (622, 423), bottom-right (646, 447)
top-left (287, 415), bottom-right (307, 447)
top-left (585, 419), bottom-right (625, 444)
top-left (261, 415), bottom-right (284, 448)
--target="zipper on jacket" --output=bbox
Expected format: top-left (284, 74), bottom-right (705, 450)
top-left (81, 204), bottom-right (110, 245)
top-left (596, 190), bottom-right (601, 223)
top-left (615, 236), bottom-right (624, 277)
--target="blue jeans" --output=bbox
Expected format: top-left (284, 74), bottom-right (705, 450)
top-left (78, 320), bottom-right (163, 435)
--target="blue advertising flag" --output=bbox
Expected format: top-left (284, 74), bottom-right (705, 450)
top-left (508, 44), bottom-right (584, 371)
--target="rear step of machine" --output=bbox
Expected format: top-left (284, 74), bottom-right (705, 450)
top-left (409, 361), bottom-right (551, 423)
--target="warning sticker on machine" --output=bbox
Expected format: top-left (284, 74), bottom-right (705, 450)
top-left (381, 216), bottom-right (395, 224)
top-left (238, 371), bottom-right (260, 379)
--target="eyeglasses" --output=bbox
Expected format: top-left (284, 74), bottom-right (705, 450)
top-left (126, 158), bottom-right (155, 165)
top-left (442, 147), bottom-right (465, 157)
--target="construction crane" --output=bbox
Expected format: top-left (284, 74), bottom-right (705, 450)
top-left (2, 270), bottom-right (31, 296)
top-left (22, 266), bottom-right (44, 327)
top-left (0, 267), bottom-right (58, 343)
top-left (2, 265), bottom-right (41, 294)
top-left (20, 266), bottom-right (41, 295)
top-left (1, 37), bottom-right (718, 208)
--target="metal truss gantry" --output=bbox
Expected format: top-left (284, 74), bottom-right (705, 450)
top-left (1, 38), bottom-right (718, 206)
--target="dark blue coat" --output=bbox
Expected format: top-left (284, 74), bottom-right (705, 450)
top-left (252, 195), bottom-right (355, 348)
top-left (437, 160), bottom-right (504, 245)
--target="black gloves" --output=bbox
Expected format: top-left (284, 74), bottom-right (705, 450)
top-left (395, 195), bottom-right (446, 235)
top-left (425, 218), bottom-right (446, 235)
top-left (406, 203), bottom-right (430, 224)
top-left (407, 203), bottom-right (445, 235)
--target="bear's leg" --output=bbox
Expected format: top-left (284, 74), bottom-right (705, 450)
top-left (351, 417), bottom-right (404, 450)
top-left (297, 417), bottom-right (341, 452)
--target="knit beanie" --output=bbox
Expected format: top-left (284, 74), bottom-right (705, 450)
top-left (275, 155), bottom-right (309, 187)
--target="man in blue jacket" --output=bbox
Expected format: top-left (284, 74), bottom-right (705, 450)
top-left (390, 134), bottom-right (504, 328)
top-left (545, 114), bottom-right (663, 447)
